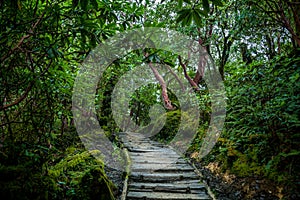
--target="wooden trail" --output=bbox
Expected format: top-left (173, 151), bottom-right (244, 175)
top-left (119, 132), bottom-right (212, 200)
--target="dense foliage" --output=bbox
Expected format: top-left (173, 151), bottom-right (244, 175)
top-left (0, 130), bottom-right (115, 199)
top-left (210, 55), bottom-right (300, 193)
top-left (1, 0), bottom-right (299, 199)
top-left (0, 0), bottom-right (132, 198)
top-left (222, 55), bottom-right (300, 181)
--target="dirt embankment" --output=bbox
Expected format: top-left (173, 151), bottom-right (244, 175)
top-left (193, 161), bottom-right (299, 200)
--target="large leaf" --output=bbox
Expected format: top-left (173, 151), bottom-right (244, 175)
top-left (192, 9), bottom-right (203, 27)
top-left (182, 12), bottom-right (193, 25)
top-left (178, 0), bottom-right (183, 8)
top-left (176, 9), bottom-right (191, 24)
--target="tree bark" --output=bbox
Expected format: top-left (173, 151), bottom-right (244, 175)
top-left (148, 62), bottom-right (174, 110)
top-left (178, 55), bottom-right (200, 91)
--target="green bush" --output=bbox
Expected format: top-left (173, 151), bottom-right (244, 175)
top-left (206, 55), bottom-right (300, 185)
top-left (0, 132), bottom-right (116, 200)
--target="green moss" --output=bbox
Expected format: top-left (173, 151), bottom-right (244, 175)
top-left (232, 158), bottom-right (264, 177)
top-left (48, 149), bottom-right (116, 200)
top-left (0, 146), bottom-right (116, 200)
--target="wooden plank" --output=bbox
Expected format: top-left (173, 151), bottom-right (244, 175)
top-left (130, 172), bottom-right (200, 182)
top-left (130, 159), bottom-right (187, 165)
top-left (173, 179), bottom-right (203, 184)
top-left (127, 148), bottom-right (167, 153)
top-left (128, 188), bottom-right (208, 195)
top-left (129, 182), bottom-right (206, 191)
top-left (131, 163), bottom-right (195, 172)
top-left (129, 152), bottom-right (179, 157)
top-left (129, 153), bottom-right (179, 157)
top-left (126, 191), bottom-right (211, 200)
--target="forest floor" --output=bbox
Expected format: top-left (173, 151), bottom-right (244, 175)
top-left (192, 161), bottom-right (300, 200)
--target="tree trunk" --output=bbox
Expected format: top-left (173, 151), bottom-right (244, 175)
top-left (148, 63), bottom-right (174, 110)
top-left (178, 56), bottom-right (200, 90)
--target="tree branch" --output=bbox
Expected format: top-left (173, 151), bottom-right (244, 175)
top-left (0, 81), bottom-right (35, 111)
top-left (1, 4), bottom-right (47, 63)
top-left (178, 55), bottom-right (200, 91)
top-left (164, 65), bottom-right (185, 91)
top-left (148, 62), bottom-right (174, 110)
top-left (0, 59), bottom-right (52, 111)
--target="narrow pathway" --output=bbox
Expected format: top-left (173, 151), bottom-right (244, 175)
top-left (119, 132), bottom-right (212, 200)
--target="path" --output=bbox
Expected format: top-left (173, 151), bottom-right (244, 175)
top-left (119, 132), bottom-right (212, 200)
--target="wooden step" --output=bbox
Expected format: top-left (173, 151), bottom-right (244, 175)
top-left (126, 191), bottom-right (211, 200)
top-left (130, 172), bottom-right (200, 182)
top-left (128, 188), bottom-right (208, 195)
top-left (129, 182), bottom-right (206, 193)
top-left (130, 158), bottom-right (186, 164)
top-left (131, 163), bottom-right (195, 172)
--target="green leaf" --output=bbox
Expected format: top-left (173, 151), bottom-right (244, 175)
top-left (47, 48), bottom-right (55, 58)
top-left (183, 0), bottom-right (191, 4)
top-left (202, 0), bottom-right (209, 14)
top-left (195, 8), bottom-right (208, 16)
top-left (80, 0), bottom-right (88, 11)
top-left (178, 0), bottom-right (183, 8)
top-left (280, 150), bottom-right (300, 157)
top-left (176, 9), bottom-right (190, 24)
top-left (72, 0), bottom-right (79, 8)
top-left (90, 0), bottom-right (98, 9)
top-left (212, 0), bottom-right (223, 6)
top-left (193, 9), bottom-right (203, 26)
top-left (182, 12), bottom-right (193, 26)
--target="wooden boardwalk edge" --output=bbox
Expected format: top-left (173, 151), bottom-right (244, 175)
top-left (121, 148), bottom-right (131, 200)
